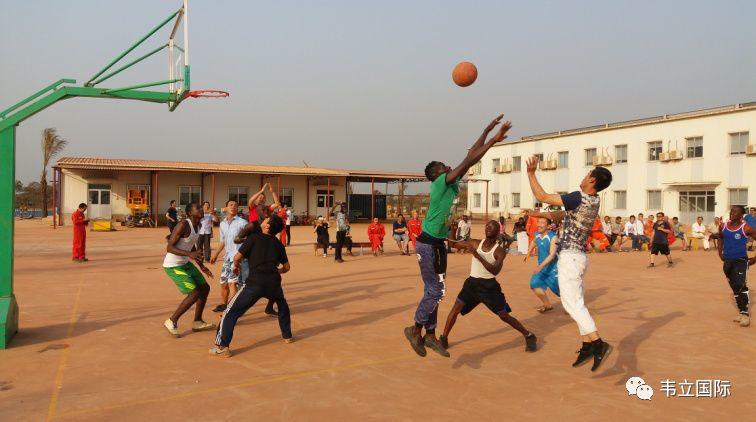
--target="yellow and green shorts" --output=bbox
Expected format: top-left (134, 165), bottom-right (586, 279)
top-left (163, 263), bottom-right (207, 294)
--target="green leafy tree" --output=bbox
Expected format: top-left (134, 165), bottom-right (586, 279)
top-left (40, 128), bottom-right (67, 217)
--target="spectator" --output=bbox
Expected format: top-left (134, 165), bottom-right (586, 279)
top-left (393, 214), bottom-right (410, 255)
top-left (314, 216), bottom-right (329, 257)
top-left (671, 216), bottom-right (687, 250)
top-left (707, 217), bottom-right (721, 250)
top-left (611, 216), bottom-right (624, 251)
top-left (688, 216), bottom-right (709, 251)
top-left (624, 215), bottom-right (640, 251)
top-left (456, 215), bottom-right (471, 241)
top-left (497, 216), bottom-right (515, 249)
top-left (602, 216), bottom-right (614, 251)
top-left (636, 213), bottom-right (650, 249)
top-left (166, 200), bottom-right (178, 233)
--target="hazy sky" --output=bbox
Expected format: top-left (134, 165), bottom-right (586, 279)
top-left (2, 0), bottom-right (755, 183)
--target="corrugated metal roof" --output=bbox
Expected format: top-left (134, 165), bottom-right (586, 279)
top-left (55, 157), bottom-right (426, 179)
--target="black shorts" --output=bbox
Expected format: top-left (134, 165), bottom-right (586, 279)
top-left (457, 277), bottom-right (511, 315)
top-left (723, 258), bottom-right (748, 288)
top-left (651, 243), bottom-right (670, 255)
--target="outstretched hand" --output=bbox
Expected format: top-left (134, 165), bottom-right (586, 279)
top-left (489, 120), bottom-right (512, 143)
top-left (484, 114), bottom-right (504, 133)
top-left (526, 155), bottom-right (540, 174)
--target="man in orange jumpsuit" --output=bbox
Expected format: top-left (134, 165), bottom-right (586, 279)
top-left (72, 203), bottom-right (90, 262)
top-left (407, 211), bottom-right (423, 252)
top-left (586, 217), bottom-right (610, 252)
top-left (277, 206), bottom-right (288, 246)
top-left (367, 217), bottom-right (385, 256)
top-left (525, 210), bottom-right (539, 256)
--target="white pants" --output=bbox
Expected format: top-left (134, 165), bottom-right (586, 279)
top-left (557, 250), bottom-right (597, 336)
top-left (516, 232), bottom-right (529, 255)
top-left (689, 232), bottom-right (709, 249)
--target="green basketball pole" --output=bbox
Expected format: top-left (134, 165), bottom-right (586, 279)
top-left (0, 1), bottom-right (191, 349)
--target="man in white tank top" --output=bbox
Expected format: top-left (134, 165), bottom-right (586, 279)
top-left (162, 203), bottom-right (216, 337)
top-left (439, 221), bottom-right (538, 355)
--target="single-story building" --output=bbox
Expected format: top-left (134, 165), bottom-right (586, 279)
top-left (52, 157), bottom-right (425, 226)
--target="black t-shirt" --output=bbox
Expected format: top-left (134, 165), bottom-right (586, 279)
top-left (238, 233), bottom-right (289, 277)
top-left (316, 223), bottom-right (329, 238)
top-left (653, 221), bottom-right (670, 245)
top-left (167, 207), bottom-right (178, 221)
top-left (393, 221), bottom-right (407, 235)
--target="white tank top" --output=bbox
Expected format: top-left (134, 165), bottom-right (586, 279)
top-left (470, 240), bottom-right (499, 279)
top-left (163, 219), bottom-right (200, 267)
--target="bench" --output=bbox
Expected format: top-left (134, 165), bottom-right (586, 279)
top-left (312, 241), bottom-right (374, 256)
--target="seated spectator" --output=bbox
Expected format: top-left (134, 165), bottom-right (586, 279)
top-left (688, 216), bottom-right (709, 251)
top-left (671, 217), bottom-right (687, 250)
top-left (707, 217), bottom-right (721, 250)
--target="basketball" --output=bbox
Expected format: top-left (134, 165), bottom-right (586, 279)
top-left (452, 61), bottom-right (478, 87)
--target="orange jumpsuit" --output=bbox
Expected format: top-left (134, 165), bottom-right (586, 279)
top-left (526, 216), bottom-right (538, 255)
top-left (71, 209), bottom-right (88, 259)
top-left (407, 218), bottom-right (422, 249)
top-left (277, 208), bottom-right (288, 246)
top-left (367, 223), bottom-right (385, 253)
top-left (586, 219), bottom-right (610, 251)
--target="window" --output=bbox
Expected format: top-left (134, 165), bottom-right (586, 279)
top-left (729, 188), bottom-right (748, 207)
top-left (228, 187), bottom-right (248, 206)
top-left (512, 156), bottom-right (522, 172)
top-left (615, 145), bottom-right (628, 163)
top-left (512, 193), bottom-right (521, 208)
top-left (648, 141), bottom-right (663, 161)
top-left (127, 184), bottom-right (151, 207)
top-left (473, 193), bottom-right (481, 208)
top-left (534, 153), bottom-right (544, 162)
top-left (472, 161), bottom-right (482, 175)
top-left (647, 190), bottom-right (662, 210)
top-left (491, 158), bottom-right (500, 173)
top-left (557, 151), bottom-right (569, 168)
top-left (585, 148), bottom-right (597, 166)
top-left (178, 186), bottom-right (201, 208)
top-left (614, 191), bottom-right (627, 210)
top-left (686, 136), bottom-right (703, 158)
top-left (491, 193), bottom-right (500, 208)
top-left (730, 132), bottom-right (749, 155)
top-left (280, 188), bottom-right (294, 207)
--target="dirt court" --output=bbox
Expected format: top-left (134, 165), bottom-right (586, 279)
top-left (1, 218), bottom-right (754, 421)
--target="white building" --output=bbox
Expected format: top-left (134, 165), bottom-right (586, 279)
top-left (467, 102), bottom-right (756, 224)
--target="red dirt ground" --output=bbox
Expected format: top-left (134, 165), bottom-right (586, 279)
top-left (1, 218), bottom-right (754, 421)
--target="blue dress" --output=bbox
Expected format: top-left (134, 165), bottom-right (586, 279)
top-left (529, 231), bottom-right (560, 296)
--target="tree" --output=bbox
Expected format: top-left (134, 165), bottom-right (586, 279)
top-left (40, 128), bottom-right (67, 217)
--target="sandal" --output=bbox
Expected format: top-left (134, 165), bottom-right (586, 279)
top-left (537, 306), bottom-right (554, 313)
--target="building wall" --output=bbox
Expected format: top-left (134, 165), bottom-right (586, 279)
top-left (60, 170), bottom-right (350, 225)
top-left (467, 108), bottom-right (756, 223)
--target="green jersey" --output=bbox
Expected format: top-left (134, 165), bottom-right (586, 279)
top-left (422, 173), bottom-right (460, 239)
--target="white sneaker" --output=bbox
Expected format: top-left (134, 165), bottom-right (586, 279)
top-left (164, 319), bottom-right (180, 338)
top-left (323, 254), bottom-right (327, 258)
top-left (208, 345), bottom-right (232, 357)
top-left (740, 314), bottom-right (750, 327)
top-left (192, 320), bottom-right (216, 332)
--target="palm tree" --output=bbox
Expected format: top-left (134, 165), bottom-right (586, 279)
top-left (40, 128), bottom-right (67, 217)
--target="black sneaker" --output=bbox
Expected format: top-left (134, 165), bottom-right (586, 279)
top-left (424, 334), bottom-right (450, 357)
top-left (667, 261), bottom-right (674, 268)
top-left (439, 335), bottom-right (449, 350)
top-left (525, 333), bottom-right (537, 352)
top-left (572, 343), bottom-right (593, 367)
top-left (403, 326), bottom-right (426, 357)
top-left (591, 341), bottom-right (613, 372)
top-left (212, 304), bottom-right (227, 313)
top-left (647, 263), bottom-right (655, 268)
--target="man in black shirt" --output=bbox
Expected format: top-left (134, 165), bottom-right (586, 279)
top-left (209, 214), bottom-right (292, 357)
top-left (166, 200), bottom-right (178, 233)
top-left (649, 212), bottom-right (673, 268)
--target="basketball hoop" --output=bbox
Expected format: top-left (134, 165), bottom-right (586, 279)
top-left (186, 90), bottom-right (229, 98)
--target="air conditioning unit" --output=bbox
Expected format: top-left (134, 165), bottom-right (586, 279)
top-left (538, 161), bottom-right (550, 170)
top-left (659, 152), bottom-right (670, 162)
top-left (746, 144), bottom-right (756, 155)
top-left (500, 163), bottom-right (513, 173)
top-left (538, 159), bottom-right (557, 170)
top-left (467, 168), bottom-right (475, 176)
top-left (598, 156), bottom-right (613, 166)
top-left (668, 150), bottom-right (683, 160)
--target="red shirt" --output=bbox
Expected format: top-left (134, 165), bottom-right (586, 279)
top-left (248, 204), bottom-right (274, 223)
top-left (407, 218), bottom-right (422, 237)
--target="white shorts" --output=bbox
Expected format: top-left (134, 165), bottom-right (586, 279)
top-left (220, 258), bottom-right (240, 285)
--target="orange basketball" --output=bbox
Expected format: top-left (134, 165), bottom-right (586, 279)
top-left (452, 61), bottom-right (478, 87)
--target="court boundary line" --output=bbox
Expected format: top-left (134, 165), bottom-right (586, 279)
top-left (46, 277), bottom-right (86, 421)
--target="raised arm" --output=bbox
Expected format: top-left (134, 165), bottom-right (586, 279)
top-left (446, 115), bottom-right (512, 184)
top-left (268, 184), bottom-right (282, 211)
top-left (526, 156), bottom-right (564, 206)
top-left (248, 183), bottom-right (269, 209)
